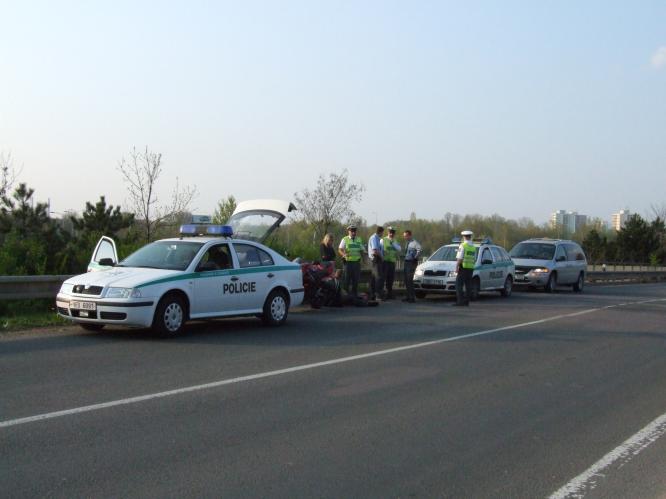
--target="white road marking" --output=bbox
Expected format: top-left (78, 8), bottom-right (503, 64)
top-left (1, 297), bottom-right (665, 429)
top-left (549, 412), bottom-right (666, 499)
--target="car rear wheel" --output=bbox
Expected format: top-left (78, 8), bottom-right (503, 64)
top-left (153, 294), bottom-right (186, 337)
top-left (500, 276), bottom-right (513, 297)
top-left (262, 289), bottom-right (289, 326)
top-left (573, 272), bottom-right (584, 292)
top-left (544, 272), bottom-right (557, 293)
top-left (79, 323), bottom-right (105, 332)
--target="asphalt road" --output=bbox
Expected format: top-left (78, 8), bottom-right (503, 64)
top-left (2, 284), bottom-right (666, 498)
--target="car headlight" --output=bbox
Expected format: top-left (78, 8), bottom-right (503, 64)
top-left (531, 268), bottom-right (550, 274)
top-left (414, 268), bottom-right (424, 277)
top-left (59, 283), bottom-right (74, 294)
top-left (449, 271), bottom-right (458, 277)
top-left (106, 287), bottom-right (142, 299)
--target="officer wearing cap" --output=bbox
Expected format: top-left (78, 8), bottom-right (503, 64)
top-left (381, 226), bottom-right (401, 299)
top-left (339, 224), bottom-right (364, 298)
top-left (454, 230), bottom-right (477, 306)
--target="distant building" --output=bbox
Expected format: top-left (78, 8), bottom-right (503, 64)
top-left (550, 210), bottom-right (587, 234)
top-left (611, 209), bottom-right (631, 231)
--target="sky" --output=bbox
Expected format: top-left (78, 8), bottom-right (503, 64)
top-left (1, 0), bottom-right (665, 226)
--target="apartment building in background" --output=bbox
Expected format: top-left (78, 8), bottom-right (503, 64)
top-left (611, 209), bottom-right (631, 231)
top-left (550, 210), bottom-right (588, 234)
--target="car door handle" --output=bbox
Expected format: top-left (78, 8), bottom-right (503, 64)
top-left (231, 276), bottom-right (239, 281)
top-left (267, 273), bottom-right (275, 278)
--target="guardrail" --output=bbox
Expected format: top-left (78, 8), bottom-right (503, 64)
top-left (0, 275), bottom-right (74, 300)
top-left (2, 269), bottom-right (666, 302)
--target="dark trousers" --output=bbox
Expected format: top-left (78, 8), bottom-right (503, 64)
top-left (383, 261), bottom-right (396, 297)
top-left (370, 258), bottom-right (384, 299)
top-left (456, 267), bottom-right (474, 305)
top-left (404, 260), bottom-right (417, 300)
top-left (343, 260), bottom-right (361, 297)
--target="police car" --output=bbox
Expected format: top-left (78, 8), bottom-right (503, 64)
top-left (413, 238), bottom-right (515, 299)
top-left (56, 200), bottom-right (304, 336)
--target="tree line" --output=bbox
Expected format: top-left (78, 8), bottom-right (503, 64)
top-left (1, 158), bottom-right (665, 276)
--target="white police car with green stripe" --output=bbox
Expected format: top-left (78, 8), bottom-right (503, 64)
top-left (56, 200), bottom-right (304, 336)
top-left (413, 239), bottom-right (515, 299)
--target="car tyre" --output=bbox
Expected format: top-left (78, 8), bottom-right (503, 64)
top-left (544, 272), bottom-right (557, 293)
top-left (500, 276), bottom-right (513, 297)
top-left (470, 277), bottom-right (480, 301)
top-left (262, 289), bottom-right (289, 326)
top-left (415, 291), bottom-right (427, 299)
top-left (153, 294), bottom-right (187, 337)
top-left (79, 323), bottom-right (105, 332)
top-left (573, 272), bottom-right (584, 293)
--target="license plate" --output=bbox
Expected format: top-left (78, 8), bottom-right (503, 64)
top-left (424, 278), bottom-right (444, 286)
top-left (70, 301), bottom-right (96, 311)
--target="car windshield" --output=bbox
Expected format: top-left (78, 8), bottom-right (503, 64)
top-left (509, 242), bottom-right (556, 260)
top-left (117, 241), bottom-right (204, 271)
top-left (428, 246), bottom-right (458, 262)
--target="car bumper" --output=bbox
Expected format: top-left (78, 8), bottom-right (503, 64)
top-left (56, 294), bottom-right (156, 328)
top-left (513, 273), bottom-right (549, 286)
top-left (413, 277), bottom-right (457, 293)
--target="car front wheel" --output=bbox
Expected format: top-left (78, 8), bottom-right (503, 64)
top-left (153, 294), bottom-right (187, 336)
top-left (545, 272), bottom-right (557, 293)
top-left (262, 289), bottom-right (289, 326)
top-left (500, 276), bottom-right (513, 297)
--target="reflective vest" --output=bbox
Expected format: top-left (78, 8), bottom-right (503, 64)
top-left (462, 241), bottom-right (476, 269)
top-left (343, 236), bottom-right (363, 262)
top-left (382, 237), bottom-right (397, 263)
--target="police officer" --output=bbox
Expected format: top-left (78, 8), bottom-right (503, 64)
top-left (402, 229), bottom-right (422, 303)
top-left (454, 230), bottom-right (477, 306)
top-left (367, 225), bottom-right (384, 300)
top-left (381, 226), bottom-right (401, 299)
top-left (338, 224), bottom-right (364, 298)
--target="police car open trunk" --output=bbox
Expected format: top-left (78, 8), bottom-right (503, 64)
top-left (227, 199), bottom-right (296, 244)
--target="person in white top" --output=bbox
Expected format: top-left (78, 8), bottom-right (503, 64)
top-left (367, 226), bottom-right (384, 300)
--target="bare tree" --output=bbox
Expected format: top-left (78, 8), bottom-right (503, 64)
top-left (294, 169), bottom-right (365, 239)
top-left (651, 202), bottom-right (666, 221)
top-left (0, 150), bottom-right (21, 198)
top-left (118, 146), bottom-right (197, 242)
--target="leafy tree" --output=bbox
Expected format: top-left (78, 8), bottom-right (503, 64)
top-left (293, 169), bottom-right (364, 241)
top-left (61, 196), bottom-right (138, 273)
top-left (0, 183), bottom-right (66, 275)
top-left (118, 146), bottom-right (197, 242)
top-left (212, 195), bottom-right (237, 224)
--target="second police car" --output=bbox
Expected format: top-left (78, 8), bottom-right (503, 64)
top-left (56, 200), bottom-right (304, 336)
top-left (413, 238), bottom-right (515, 300)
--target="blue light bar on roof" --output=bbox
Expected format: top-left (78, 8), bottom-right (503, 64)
top-left (451, 237), bottom-right (461, 244)
top-left (207, 225), bottom-right (233, 237)
top-left (180, 224), bottom-right (198, 236)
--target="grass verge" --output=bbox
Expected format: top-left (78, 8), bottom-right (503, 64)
top-left (0, 299), bottom-right (69, 332)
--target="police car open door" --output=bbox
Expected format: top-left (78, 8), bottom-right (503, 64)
top-left (227, 199), bottom-right (296, 244)
top-left (87, 236), bottom-right (118, 272)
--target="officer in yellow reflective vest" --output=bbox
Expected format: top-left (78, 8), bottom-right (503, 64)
top-left (381, 226), bottom-right (401, 299)
top-left (338, 224), bottom-right (364, 297)
top-left (454, 230), bottom-right (477, 306)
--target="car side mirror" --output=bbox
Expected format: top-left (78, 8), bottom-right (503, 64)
top-left (556, 255), bottom-right (566, 262)
top-left (98, 258), bottom-right (116, 267)
top-left (482, 259), bottom-right (493, 265)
